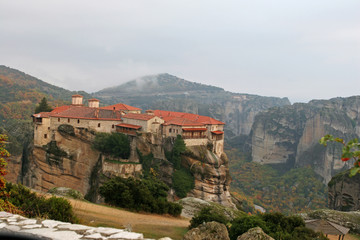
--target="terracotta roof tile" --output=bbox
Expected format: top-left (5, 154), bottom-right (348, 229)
top-left (101, 103), bottom-right (141, 111)
top-left (153, 110), bottom-right (225, 125)
top-left (122, 113), bottom-right (155, 121)
top-left (51, 106), bottom-right (122, 120)
top-left (116, 123), bottom-right (142, 129)
top-left (211, 131), bottom-right (224, 135)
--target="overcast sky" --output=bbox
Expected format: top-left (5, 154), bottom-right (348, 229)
top-left (0, 0), bottom-right (359, 103)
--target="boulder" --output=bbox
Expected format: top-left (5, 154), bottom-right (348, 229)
top-left (183, 221), bottom-right (229, 240)
top-left (237, 227), bottom-right (274, 240)
top-left (177, 197), bottom-right (245, 219)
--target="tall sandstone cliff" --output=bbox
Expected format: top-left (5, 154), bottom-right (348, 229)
top-left (251, 96), bottom-right (360, 183)
top-left (328, 170), bottom-right (360, 211)
top-left (18, 124), bottom-right (233, 206)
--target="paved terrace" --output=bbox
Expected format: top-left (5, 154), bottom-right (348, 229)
top-left (0, 212), bottom-right (172, 240)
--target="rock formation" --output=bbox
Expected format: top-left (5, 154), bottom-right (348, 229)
top-left (183, 221), bottom-right (230, 240)
top-left (237, 227), bottom-right (274, 240)
top-left (182, 146), bottom-right (234, 207)
top-left (251, 96), bottom-right (360, 183)
top-left (328, 170), bottom-right (360, 211)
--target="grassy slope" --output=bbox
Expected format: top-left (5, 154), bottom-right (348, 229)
top-left (68, 198), bottom-right (189, 240)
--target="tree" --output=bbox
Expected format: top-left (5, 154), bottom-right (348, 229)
top-left (35, 97), bottom-right (53, 113)
top-left (170, 135), bottom-right (186, 169)
top-left (320, 135), bottom-right (360, 176)
top-left (0, 134), bottom-right (10, 189)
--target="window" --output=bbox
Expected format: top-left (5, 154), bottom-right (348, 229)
top-left (58, 118), bottom-right (60, 122)
top-left (169, 128), bottom-right (172, 133)
top-left (68, 118), bottom-right (70, 123)
top-left (77, 119), bottom-right (80, 124)
top-left (98, 123), bottom-right (101, 127)
top-left (48, 127), bottom-right (50, 130)
top-left (44, 134), bottom-right (47, 139)
top-left (112, 124), bottom-right (114, 128)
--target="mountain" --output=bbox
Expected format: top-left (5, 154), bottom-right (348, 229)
top-left (0, 65), bottom-right (92, 121)
top-left (94, 73), bottom-right (291, 138)
top-left (250, 96), bottom-right (360, 183)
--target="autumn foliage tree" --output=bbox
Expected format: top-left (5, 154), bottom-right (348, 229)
top-left (0, 134), bottom-right (21, 213)
top-left (320, 135), bottom-right (360, 176)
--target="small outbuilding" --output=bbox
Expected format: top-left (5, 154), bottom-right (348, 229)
top-left (305, 219), bottom-right (350, 240)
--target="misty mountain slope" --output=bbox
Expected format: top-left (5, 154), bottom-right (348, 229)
top-left (94, 73), bottom-right (290, 137)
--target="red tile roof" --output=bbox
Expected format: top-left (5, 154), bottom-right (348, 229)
top-left (51, 105), bottom-right (71, 114)
top-left (72, 94), bottom-right (83, 97)
top-left (32, 112), bottom-right (51, 118)
top-left (122, 113), bottom-right (155, 121)
top-left (211, 131), bottom-right (224, 135)
top-left (88, 98), bottom-right (99, 102)
top-left (100, 103), bottom-right (141, 111)
top-left (116, 123), bottom-right (142, 129)
top-left (50, 106), bottom-right (122, 120)
top-left (153, 110), bottom-right (225, 125)
top-left (182, 128), bottom-right (207, 132)
top-left (163, 117), bottom-right (205, 126)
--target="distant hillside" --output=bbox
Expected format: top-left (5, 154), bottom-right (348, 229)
top-left (0, 65), bottom-right (92, 120)
top-left (94, 73), bottom-right (290, 137)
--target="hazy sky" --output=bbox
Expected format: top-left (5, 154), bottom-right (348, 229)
top-left (1, 1), bottom-right (359, 103)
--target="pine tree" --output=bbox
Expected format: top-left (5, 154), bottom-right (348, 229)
top-left (35, 97), bottom-right (53, 113)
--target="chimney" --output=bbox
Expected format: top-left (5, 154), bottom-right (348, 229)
top-left (72, 95), bottom-right (83, 106)
top-left (88, 98), bottom-right (99, 108)
top-left (146, 110), bottom-right (154, 115)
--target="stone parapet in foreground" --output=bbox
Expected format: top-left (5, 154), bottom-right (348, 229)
top-left (0, 211), bottom-right (170, 240)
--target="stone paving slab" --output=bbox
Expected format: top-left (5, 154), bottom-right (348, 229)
top-left (0, 211), bottom-right (171, 240)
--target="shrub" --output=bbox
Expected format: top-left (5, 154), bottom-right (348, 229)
top-left (4, 183), bottom-right (78, 223)
top-left (172, 167), bottom-right (194, 198)
top-left (229, 212), bottom-right (328, 240)
top-left (93, 132), bottom-right (130, 159)
top-left (229, 215), bottom-right (268, 240)
top-left (189, 207), bottom-right (229, 229)
top-left (99, 176), bottom-right (182, 217)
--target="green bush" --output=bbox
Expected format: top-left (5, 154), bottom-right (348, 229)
top-left (99, 176), bottom-right (182, 216)
top-left (229, 212), bottom-right (328, 240)
top-left (189, 207), bottom-right (229, 229)
top-left (93, 132), bottom-right (130, 159)
top-left (4, 183), bottom-right (78, 223)
top-left (172, 167), bottom-right (194, 198)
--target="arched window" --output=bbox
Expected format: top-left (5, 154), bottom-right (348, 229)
top-left (77, 119), bottom-right (80, 124)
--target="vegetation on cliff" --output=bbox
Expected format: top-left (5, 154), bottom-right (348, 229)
top-left (93, 132), bottom-right (130, 159)
top-left (99, 176), bottom-right (182, 216)
top-left (228, 149), bottom-right (327, 214)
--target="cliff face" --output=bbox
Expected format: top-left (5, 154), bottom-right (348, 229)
top-left (328, 170), bottom-right (360, 211)
top-left (18, 124), bottom-right (233, 207)
top-left (182, 146), bottom-right (234, 207)
top-left (251, 96), bottom-right (360, 183)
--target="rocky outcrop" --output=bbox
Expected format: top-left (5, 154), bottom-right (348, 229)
top-left (183, 221), bottom-right (230, 240)
top-left (237, 227), bottom-right (274, 240)
top-left (177, 197), bottom-right (245, 219)
top-left (182, 146), bottom-right (234, 208)
top-left (251, 96), bottom-right (360, 183)
top-left (22, 127), bottom-right (144, 198)
top-left (328, 170), bottom-right (360, 211)
top-left (299, 209), bottom-right (360, 233)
